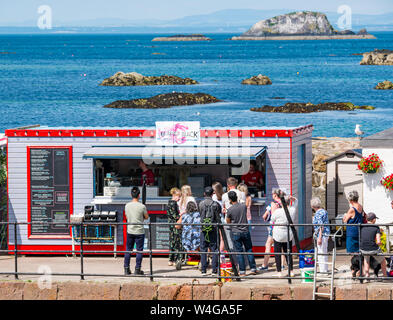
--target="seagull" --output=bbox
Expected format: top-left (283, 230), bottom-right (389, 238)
top-left (196, 112), bottom-right (200, 116)
top-left (355, 124), bottom-right (364, 137)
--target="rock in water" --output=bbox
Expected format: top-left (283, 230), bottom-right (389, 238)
top-left (100, 72), bottom-right (199, 86)
top-left (375, 80), bottom-right (393, 90)
top-left (241, 11), bottom-right (335, 37)
top-left (231, 12), bottom-right (375, 40)
top-left (360, 49), bottom-right (393, 65)
top-left (242, 74), bottom-right (272, 85)
top-left (103, 92), bottom-right (221, 109)
top-left (250, 102), bottom-right (375, 113)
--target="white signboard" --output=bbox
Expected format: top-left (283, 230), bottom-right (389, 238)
top-left (155, 121), bottom-right (201, 146)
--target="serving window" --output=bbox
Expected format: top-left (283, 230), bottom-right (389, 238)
top-left (86, 146), bottom-right (267, 198)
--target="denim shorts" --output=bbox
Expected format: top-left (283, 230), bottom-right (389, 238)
top-left (267, 226), bottom-right (273, 237)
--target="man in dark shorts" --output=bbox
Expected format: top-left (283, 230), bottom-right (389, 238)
top-left (360, 212), bottom-right (387, 279)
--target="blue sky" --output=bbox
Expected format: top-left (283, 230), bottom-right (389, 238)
top-left (0, 0), bottom-right (392, 23)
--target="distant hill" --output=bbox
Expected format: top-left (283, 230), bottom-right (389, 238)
top-left (1, 9), bottom-right (392, 33)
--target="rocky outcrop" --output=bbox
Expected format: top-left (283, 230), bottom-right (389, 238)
top-left (375, 80), bottom-right (393, 90)
top-left (152, 34), bottom-right (212, 41)
top-left (360, 49), bottom-right (393, 65)
top-left (242, 11), bottom-right (335, 37)
top-left (103, 92), bottom-right (221, 109)
top-left (231, 11), bottom-right (375, 40)
top-left (242, 74), bottom-right (272, 85)
top-left (100, 72), bottom-right (198, 86)
top-left (250, 102), bottom-right (375, 113)
top-left (312, 137), bottom-right (361, 208)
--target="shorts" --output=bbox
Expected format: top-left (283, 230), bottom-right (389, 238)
top-left (267, 226), bottom-right (273, 237)
top-left (360, 248), bottom-right (385, 264)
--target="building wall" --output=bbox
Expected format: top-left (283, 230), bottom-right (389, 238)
top-left (326, 155), bottom-right (362, 219)
top-left (363, 148), bottom-right (393, 224)
top-left (7, 132), bottom-right (312, 249)
top-left (291, 132), bottom-right (313, 240)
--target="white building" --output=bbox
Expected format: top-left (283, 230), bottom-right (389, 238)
top-left (361, 128), bottom-right (393, 224)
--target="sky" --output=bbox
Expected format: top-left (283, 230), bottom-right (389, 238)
top-left (0, 0), bottom-right (392, 24)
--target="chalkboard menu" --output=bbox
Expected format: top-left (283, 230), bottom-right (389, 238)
top-left (27, 147), bottom-right (72, 237)
top-left (142, 214), bottom-right (170, 250)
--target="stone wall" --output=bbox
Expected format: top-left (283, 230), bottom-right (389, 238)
top-left (312, 137), bottom-right (360, 208)
top-left (0, 281), bottom-right (391, 300)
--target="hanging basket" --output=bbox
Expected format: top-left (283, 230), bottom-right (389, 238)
top-left (358, 153), bottom-right (383, 174)
top-left (381, 174), bottom-right (393, 191)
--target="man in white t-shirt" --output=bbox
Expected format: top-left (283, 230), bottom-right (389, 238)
top-left (222, 177), bottom-right (246, 213)
top-left (221, 177), bottom-right (245, 253)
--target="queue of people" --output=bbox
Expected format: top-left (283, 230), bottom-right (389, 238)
top-left (122, 178), bottom-right (390, 281)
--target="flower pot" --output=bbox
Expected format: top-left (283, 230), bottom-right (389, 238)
top-left (366, 169), bottom-right (377, 174)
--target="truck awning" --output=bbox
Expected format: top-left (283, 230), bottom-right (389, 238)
top-left (83, 146), bottom-right (266, 161)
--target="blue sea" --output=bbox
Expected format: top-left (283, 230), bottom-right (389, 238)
top-left (0, 33), bottom-right (392, 136)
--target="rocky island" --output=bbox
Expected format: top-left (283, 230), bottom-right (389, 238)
top-left (103, 92), bottom-right (221, 109)
top-left (250, 102), bottom-right (375, 113)
top-left (231, 11), bottom-right (376, 40)
top-left (152, 34), bottom-right (212, 41)
top-left (360, 49), bottom-right (393, 65)
top-left (100, 72), bottom-right (198, 86)
top-left (242, 75), bottom-right (272, 85)
top-left (375, 80), bottom-right (393, 90)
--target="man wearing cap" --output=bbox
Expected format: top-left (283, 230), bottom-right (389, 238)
top-left (360, 213), bottom-right (387, 279)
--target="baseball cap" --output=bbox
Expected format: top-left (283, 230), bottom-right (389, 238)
top-left (366, 212), bottom-right (378, 221)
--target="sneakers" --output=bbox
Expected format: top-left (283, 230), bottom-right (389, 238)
top-left (239, 271), bottom-right (247, 277)
top-left (201, 271), bottom-right (209, 276)
top-left (249, 269), bottom-right (258, 275)
top-left (124, 267), bottom-right (131, 276)
top-left (134, 268), bottom-right (144, 275)
top-left (168, 261), bottom-right (174, 266)
top-left (258, 265), bottom-right (268, 272)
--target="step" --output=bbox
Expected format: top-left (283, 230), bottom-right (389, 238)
top-left (314, 292), bottom-right (332, 296)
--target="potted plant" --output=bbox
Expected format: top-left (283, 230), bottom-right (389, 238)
top-left (381, 174), bottom-right (393, 191)
top-left (358, 153), bottom-right (383, 174)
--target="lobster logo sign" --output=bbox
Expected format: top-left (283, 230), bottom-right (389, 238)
top-left (156, 122), bottom-right (201, 146)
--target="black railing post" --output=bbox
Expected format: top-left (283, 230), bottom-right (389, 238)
top-left (358, 223), bottom-right (362, 282)
top-left (80, 222), bottom-right (84, 280)
top-left (287, 223), bottom-right (291, 284)
top-left (14, 222), bottom-right (18, 280)
top-left (149, 221), bottom-right (153, 282)
top-left (217, 222), bottom-right (221, 282)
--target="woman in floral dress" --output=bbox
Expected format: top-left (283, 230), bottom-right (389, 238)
top-left (177, 201), bottom-right (201, 256)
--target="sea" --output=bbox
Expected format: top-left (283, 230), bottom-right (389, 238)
top-left (0, 32), bottom-right (392, 137)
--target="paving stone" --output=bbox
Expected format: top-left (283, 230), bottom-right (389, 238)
top-left (368, 286), bottom-right (391, 300)
top-left (0, 281), bottom-right (25, 300)
top-left (157, 284), bottom-right (181, 300)
top-left (57, 282), bottom-right (120, 300)
top-left (24, 282), bottom-right (57, 300)
top-left (120, 282), bottom-right (158, 300)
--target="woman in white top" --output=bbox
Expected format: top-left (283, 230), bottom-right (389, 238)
top-left (177, 185), bottom-right (196, 216)
top-left (270, 195), bottom-right (298, 277)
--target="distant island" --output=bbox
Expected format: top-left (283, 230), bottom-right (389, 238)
top-left (231, 11), bottom-right (376, 40)
top-left (152, 34), bottom-right (212, 41)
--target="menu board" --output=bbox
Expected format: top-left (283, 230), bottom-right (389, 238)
top-left (27, 147), bottom-right (72, 237)
top-left (142, 214), bottom-right (170, 250)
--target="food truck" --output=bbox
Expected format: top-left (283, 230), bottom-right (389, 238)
top-left (5, 122), bottom-right (314, 254)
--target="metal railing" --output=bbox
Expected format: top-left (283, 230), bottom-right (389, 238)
top-left (0, 220), bottom-right (392, 284)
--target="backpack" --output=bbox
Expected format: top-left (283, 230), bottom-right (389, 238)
top-left (202, 201), bottom-right (216, 242)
